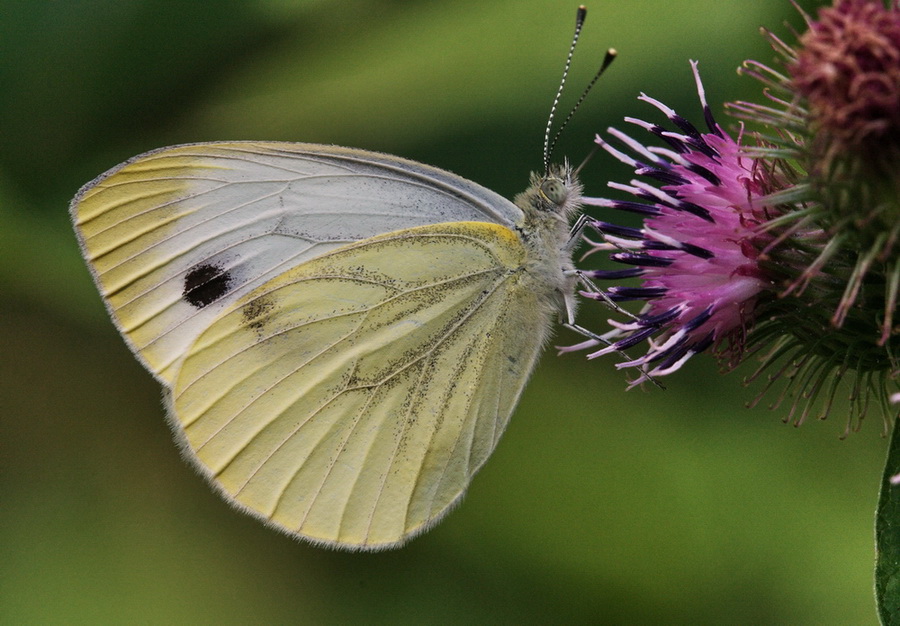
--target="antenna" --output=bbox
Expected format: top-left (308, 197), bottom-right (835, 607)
top-left (542, 7), bottom-right (618, 172)
top-left (547, 49), bottom-right (616, 166)
top-left (543, 6), bottom-right (587, 173)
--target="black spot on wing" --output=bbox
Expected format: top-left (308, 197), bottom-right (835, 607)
top-left (184, 264), bottom-right (232, 308)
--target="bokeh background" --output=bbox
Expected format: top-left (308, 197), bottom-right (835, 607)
top-left (1, 0), bottom-right (888, 623)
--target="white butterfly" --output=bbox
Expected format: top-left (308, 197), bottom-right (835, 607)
top-left (70, 141), bottom-right (585, 549)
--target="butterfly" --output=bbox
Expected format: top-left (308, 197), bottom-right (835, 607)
top-left (70, 9), bottom-right (612, 551)
top-left (71, 142), bottom-right (583, 550)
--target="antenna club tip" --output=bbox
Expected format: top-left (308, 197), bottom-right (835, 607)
top-left (600, 49), bottom-right (617, 72)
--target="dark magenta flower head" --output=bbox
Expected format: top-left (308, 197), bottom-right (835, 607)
top-left (789, 0), bottom-right (900, 160)
top-left (730, 0), bottom-right (900, 345)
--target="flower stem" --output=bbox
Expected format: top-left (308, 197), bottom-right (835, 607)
top-left (876, 417), bottom-right (900, 623)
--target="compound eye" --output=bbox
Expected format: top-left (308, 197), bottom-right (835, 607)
top-left (540, 178), bottom-right (567, 205)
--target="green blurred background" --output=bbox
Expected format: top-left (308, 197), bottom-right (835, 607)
top-left (1, 0), bottom-right (887, 623)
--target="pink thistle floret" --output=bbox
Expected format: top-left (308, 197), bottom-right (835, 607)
top-left (573, 62), bottom-right (777, 384)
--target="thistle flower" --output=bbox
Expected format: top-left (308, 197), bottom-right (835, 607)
top-left (575, 0), bottom-right (900, 432)
top-left (570, 62), bottom-right (776, 382)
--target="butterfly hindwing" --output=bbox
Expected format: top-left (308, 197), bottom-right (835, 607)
top-left (170, 221), bottom-right (551, 549)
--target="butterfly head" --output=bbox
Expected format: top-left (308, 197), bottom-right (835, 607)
top-left (516, 161), bottom-right (583, 224)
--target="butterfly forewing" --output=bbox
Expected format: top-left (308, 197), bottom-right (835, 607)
top-left (171, 221), bottom-right (549, 549)
top-left (70, 142), bottom-right (523, 384)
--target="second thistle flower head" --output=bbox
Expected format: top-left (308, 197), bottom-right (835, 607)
top-left (789, 0), bottom-right (900, 163)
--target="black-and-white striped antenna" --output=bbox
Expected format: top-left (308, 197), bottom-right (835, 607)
top-left (542, 6), bottom-right (617, 172)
